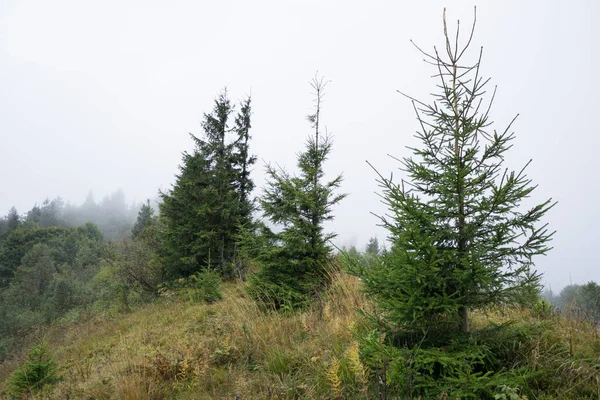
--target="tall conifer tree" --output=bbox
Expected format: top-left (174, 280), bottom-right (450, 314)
top-left (160, 91), bottom-right (255, 278)
top-left (232, 97), bottom-right (256, 225)
top-left (249, 76), bottom-right (346, 309)
top-left (6, 207), bottom-right (20, 234)
top-left (131, 200), bottom-right (154, 240)
top-left (350, 9), bottom-right (555, 334)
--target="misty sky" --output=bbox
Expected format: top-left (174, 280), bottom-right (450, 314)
top-left (1, 1), bottom-right (598, 290)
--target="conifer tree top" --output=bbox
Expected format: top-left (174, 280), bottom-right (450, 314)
top-left (352, 7), bottom-right (556, 335)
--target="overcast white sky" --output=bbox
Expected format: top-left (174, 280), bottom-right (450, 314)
top-left (0, 0), bottom-right (597, 290)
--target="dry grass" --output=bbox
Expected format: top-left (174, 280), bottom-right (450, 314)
top-left (2, 273), bottom-right (600, 399)
top-left (0, 271), bottom-right (371, 399)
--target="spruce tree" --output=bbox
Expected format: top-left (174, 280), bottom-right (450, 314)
top-left (6, 207), bottom-right (20, 234)
top-left (160, 90), bottom-right (255, 278)
top-left (232, 96), bottom-right (256, 223)
top-left (350, 9), bottom-right (555, 334)
top-left (249, 76), bottom-right (346, 309)
top-left (365, 237), bottom-right (380, 256)
top-left (131, 200), bottom-right (154, 240)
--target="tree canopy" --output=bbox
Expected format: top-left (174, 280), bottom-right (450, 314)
top-left (160, 91), bottom-right (255, 278)
top-left (248, 76), bottom-right (346, 309)
top-left (349, 9), bottom-right (555, 335)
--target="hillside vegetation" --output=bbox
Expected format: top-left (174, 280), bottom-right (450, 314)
top-left (2, 8), bottom-right (595, 400)
top-left (1, 269), bottom-right (600, 399)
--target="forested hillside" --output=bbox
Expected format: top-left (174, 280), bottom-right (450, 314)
top-left (1, 8), bottom-right (599, 400)
top-left (0, 192), bottom-right (151, 361)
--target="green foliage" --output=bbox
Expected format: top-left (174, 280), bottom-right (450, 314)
top-left (5, 207), bottom-right (21, 235)
top-left (348, 10), bottom-right (554, 336)
top-left (155, 270), bottom-right (223, 304)
top-left (25, 198), bottom-right (65, 228)
top-left (247, 275), bottom-right (312, 311)
top-left (576, 282), bottom-right (600, 320)
top-left (365, 237), bottom-right (380, 256)
top-left (235, 221), bottom-right (275, 281)
top-left (0, 303), bottom-right (40, 360)
top-left (105, 239), bottom-right (164, 297)
top-left (248, 76), bottom-right (346, 310)
top-left (494, 385), bottom-right (528, 400)
top-left (0, 226), bottom-right (70, 286)
top-left (0, 222), bottom-right (103, 286)
top-left (91, 260), bottom-right (134, 313)
top-left (355, 320), bottom-right (543, 399)
top-left (131, 199), bottom-right (155, 240)
top-left (2, 269), bottom-right (599, 399)
top-left (89, 235), bottom-right (163, 314)
top-left (7, 340), bottom-right (59, 397)
top-left (0, 222), bottom-right (105, 359)
top-left (77, 221), bottom-right (104, 242)
top-left (350, 303), bottom-right (600, 400)
top-left (160, 91), bottom-right (256, 278)
top-left (342, 243), bottom-right (381, 271)
top-left (531, 298), bottom-right (553, 319)
top-left (15, 191), bottom-right (140, 240)
top-left (61, 189), bottom-right (139, 240)
top-left (42, 271), bottom-right (79, 320)
top-left (7, 244), bottom-right (56, 310)
top-left (188, 270), bottom-right (223, 304)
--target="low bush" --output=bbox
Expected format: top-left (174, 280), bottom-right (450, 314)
top-left (6, 340), bottom-right (59, 397)
top-left (183, 270), bottom-right (223, 304)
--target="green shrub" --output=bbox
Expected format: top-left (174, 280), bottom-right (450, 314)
top-left (494, 384), bottom-right (528, 400)
top-left (91, 261), bottom-right (135, 313)
top-left (355, 325), bottom-right (539, 399)
top-left (246, 275), bottom-right (311, 311)
top-left (7, 340), bottom-right (59, 397)
top-left (187, 270), bottom-right (223, 304)
top-left (532, 298), bottom-right (554, 319)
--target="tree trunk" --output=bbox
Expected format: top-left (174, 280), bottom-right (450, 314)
top-left (459, 306), bottom-right (469, 333)
top-left (450, 27), bottom-right (469, 336)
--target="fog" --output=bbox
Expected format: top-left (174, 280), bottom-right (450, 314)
top-left (0, 0), bottom-right (597, 290)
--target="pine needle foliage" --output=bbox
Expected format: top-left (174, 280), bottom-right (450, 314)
top-left (349, 8), bottom-right (556, 335)
top-left (131, 199), bottom-right (154, 240)
top-left (160, 90), bottom-right (256, 279)
top-left (7, 339), bottom-right (59, 396)
top-left (248, 76), bottom-right (346, 310)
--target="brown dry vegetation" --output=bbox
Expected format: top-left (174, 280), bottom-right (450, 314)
top-left (0, 271), bottom-right (372, 399)
top-left (2, 271), bottom-right (600, 399)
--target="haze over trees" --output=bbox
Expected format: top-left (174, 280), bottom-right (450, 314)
top-left (0, 191), bottom-right (142, 241)
top-left (3, 8), bottom-right (600, 400)
top-left (543, 282), bottom-right (600, 322)
top-left (0, 191), bottom-right (144, 358)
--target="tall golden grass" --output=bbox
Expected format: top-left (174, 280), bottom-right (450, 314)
top-left (1, 269), bottom-right (599, 399)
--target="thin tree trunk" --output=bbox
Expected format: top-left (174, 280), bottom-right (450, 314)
top-left (220, 236), bottom-right (225, 273)
top-left (218, 113), bottom-right (226, 270)
top-left (446, 11), bottom-right (469, 333)
top-left (459, 306), bottom-right (469, 333)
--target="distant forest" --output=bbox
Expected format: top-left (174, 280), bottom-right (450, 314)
top-left (0, 190), bottom-right (143, 241)
top-left (0, 191), bottom-right (148, 358)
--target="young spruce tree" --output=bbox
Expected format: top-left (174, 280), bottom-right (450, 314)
top-left (249, 76), bottom-right (346, 309)
top-left (350, 9), bottom-right (555, 335)
top-left (131, 200), bottom-right (154, 240)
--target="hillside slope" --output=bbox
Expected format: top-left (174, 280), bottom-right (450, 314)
top-left (1, 272), bottom-right (369, 399)
top-left (2, 272), bottom-right (600, 399)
